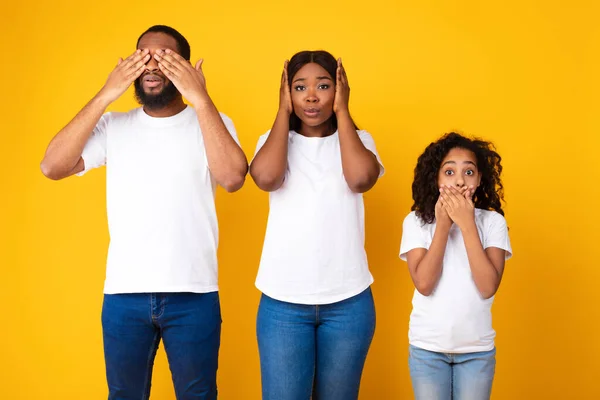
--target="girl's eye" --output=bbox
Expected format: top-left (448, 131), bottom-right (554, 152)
top-left (465, 170), bottom-right (474, 176)
top-left (294, 85), bottom-right (305, 91)
top-left (318, 84), bottom-right (330, 90)
top-left (445, 170), bottom-right (454, 176)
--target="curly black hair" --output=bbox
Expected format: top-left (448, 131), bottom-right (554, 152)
top-left (411, 132), bottom-right (504, 224)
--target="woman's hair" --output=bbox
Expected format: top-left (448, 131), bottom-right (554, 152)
top-left (286, 50), bottom-right (357, 132)
top-left (411, 132), bottom-right (504, 224)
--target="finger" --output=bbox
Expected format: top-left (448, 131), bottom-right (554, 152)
top-left (466, 194), bottom-right (474, 207)
top-left (156, 57), bottom-right (181, 78)
top-left (126, 63), bottom-right (147, 82)
top-left (462, 186), bottom-right (472, 199)
top-left (439, 189), bottom-right (451, 205)
top-left (126, 54), bottom-right (151, 78)
top-left (121, 49), bottom-right (148, 68)
top-left (444, 187), bottom-right (460, 207)
top-left (164, 48), bottom-right (187, 63)
top-left (450, 187), bottom-right (467, 206)
top-left (158, 62), bottom-right (177, 80)
top-left (339, 59), bottom-right (348, 84)
top-left (284, 60), bottom-right (289, 84)
top-left (155, 50), bottom-right (184, 73)
top-left (467, 185), bottom-right (475, 197)
top-left (117, 57), bottom-right (123, 66)
top-left (195, 59), bottom-right (204, 71)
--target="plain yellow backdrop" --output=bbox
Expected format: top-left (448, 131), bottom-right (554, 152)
top-left (2, 0), bottom-right (599, 398)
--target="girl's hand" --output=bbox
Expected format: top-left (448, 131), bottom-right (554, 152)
top-left (439, 185), bottom-right (475, 231)
top-left (435, 190), bottom-right (452, 229)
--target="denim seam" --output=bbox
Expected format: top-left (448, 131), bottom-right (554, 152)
top-left (155, 294), bottom-right (167, 320)
top-left (142, 331), bottom-right (160, 400)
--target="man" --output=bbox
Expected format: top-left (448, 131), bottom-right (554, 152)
top-left (40, 25), bottom-right (247, 399)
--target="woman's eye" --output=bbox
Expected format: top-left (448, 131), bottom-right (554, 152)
top-left (445, 170), bottom-right (454, 176)
top-left (318, 84), bottom-right (330, 89)
top-left (294, 85), bottom-right (305, 91)
top-left (465, 170), bottom-right (474, 176)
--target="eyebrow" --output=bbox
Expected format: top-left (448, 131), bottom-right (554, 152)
top-left (292, 76), bottom-right (333, 83)
top-left (441, 160), bottom-right (477, 167)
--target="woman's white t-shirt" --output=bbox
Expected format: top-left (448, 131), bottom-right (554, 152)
top-left (253, 130), bottom-right (384, 305)
top-left (400, 209), bottom-right (512, 353)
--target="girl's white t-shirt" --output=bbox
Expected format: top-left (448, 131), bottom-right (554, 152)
top-left (400, 209), bottom-right (512, 353)
top-left (254, 130), bottom-right (384, 305)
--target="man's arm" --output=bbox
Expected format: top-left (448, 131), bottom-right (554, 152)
top-left (154, 50), bottom-right (247, 192)
top-left (40, 49), bottom-right (150, 180)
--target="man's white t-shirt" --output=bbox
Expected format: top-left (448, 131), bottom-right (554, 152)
top-left (399, 209), bottom-right (512, 353)
top-left (78, 105), bottom-right (240, 294)
top-left (253, 130), bottom-right (384, 305)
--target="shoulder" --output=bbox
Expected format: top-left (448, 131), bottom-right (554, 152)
top-left (403, 211), bottom-right (426, 229)
top-left (476, 209), bottom-right (507, 228)
top-left (356, 130), bottom-right (374, 140)
top-left (218, 111), bottom-right (233, 123)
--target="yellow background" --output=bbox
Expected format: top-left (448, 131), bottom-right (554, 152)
top-left (2, 0), bottom-right (599, 398)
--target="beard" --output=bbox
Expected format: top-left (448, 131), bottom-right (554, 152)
top-left (134, 75), bottom-right (180, 110)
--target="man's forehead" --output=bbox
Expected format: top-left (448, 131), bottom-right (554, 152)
top-left (137, 32), bottom-right (178, 49)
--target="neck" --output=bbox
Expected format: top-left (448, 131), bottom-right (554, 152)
top-left (143, 97), bottom-right (187, 118)
top-left (299, 121), bottom-right (335, 138)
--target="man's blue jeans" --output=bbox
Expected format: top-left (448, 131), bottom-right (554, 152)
top-left (101, 292), bottom-right (221, 400)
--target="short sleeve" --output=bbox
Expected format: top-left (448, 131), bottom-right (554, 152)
top-left (77, 113), bottom-right (110, 176)
top-left (484, 212), bottom-right (513, 260)
top-left (219, 112), bottom-right (241, 146)
top-left (399, 212), bottom-right (429, 261)
top-left (357, 130), bottom-right (385, 177)
top-left (253, 131), bottom-right (271, 158)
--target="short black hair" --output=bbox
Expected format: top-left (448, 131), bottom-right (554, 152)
top-left (137, 25), bottom-right (191, 61)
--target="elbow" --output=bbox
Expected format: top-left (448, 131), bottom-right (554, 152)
top-left (40, 159), bottom-right (63, 180)
top-left (219, 162), bottom-right (248, 193)
top-left (251, 175), bottom-right (283, 192)
top-left (479, 287), bottom-right (498, 300)
top-left (220, 170), bottom-right (247, 193)
top-left (414, 281), bottom-right (435, 297)
top-left (346, 176), bottom-right (377, 193)
top-left (249, 166), bottom-right (284, 192)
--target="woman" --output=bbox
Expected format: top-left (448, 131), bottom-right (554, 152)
top-left (249, 50), bottom-right (384, 400)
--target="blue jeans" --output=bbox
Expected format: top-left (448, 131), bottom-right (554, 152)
top-left (256, 287), bottom-right (376, 400)
top-left (101, 292), bottom-right (221, 400)
top-left (408, 344), bottom-right (496, 400)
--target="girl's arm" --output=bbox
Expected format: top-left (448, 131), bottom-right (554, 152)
top-left (406, 195), bottom-right (453, 296)
top-left (440, 186), bottom-right (506, 299)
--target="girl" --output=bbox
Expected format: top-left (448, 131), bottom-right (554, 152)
top-left (250, 50), bottom-right (384, 400)
top-left (400, 132), bottom-right (512, 400)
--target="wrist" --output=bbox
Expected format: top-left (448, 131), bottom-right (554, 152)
top-left (459, 219), bottom-right (477, 234)
top-left (93, 90), bottom-right (113, 109)
top-left (277, 108), bottom-right (292, 118)
top-left (193, 93), bottom-right (213, 112)
top-left (435, 218), bottom-right (452, 232)
top-left (335, 108), bottom-right (350, 118)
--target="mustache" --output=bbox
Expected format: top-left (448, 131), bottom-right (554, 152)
top-left (139, 72), bottom-right (166, 81)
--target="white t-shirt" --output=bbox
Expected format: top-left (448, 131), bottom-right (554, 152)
top-left (399, 209), bottom-right (512, 353)
top-left (78, 106), bottom-right (240, 294)
top-left (253, 130), bottom-right (384, 305)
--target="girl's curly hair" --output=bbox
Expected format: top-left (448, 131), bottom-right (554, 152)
top-left (411, 132), bottom-right (505, 224)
